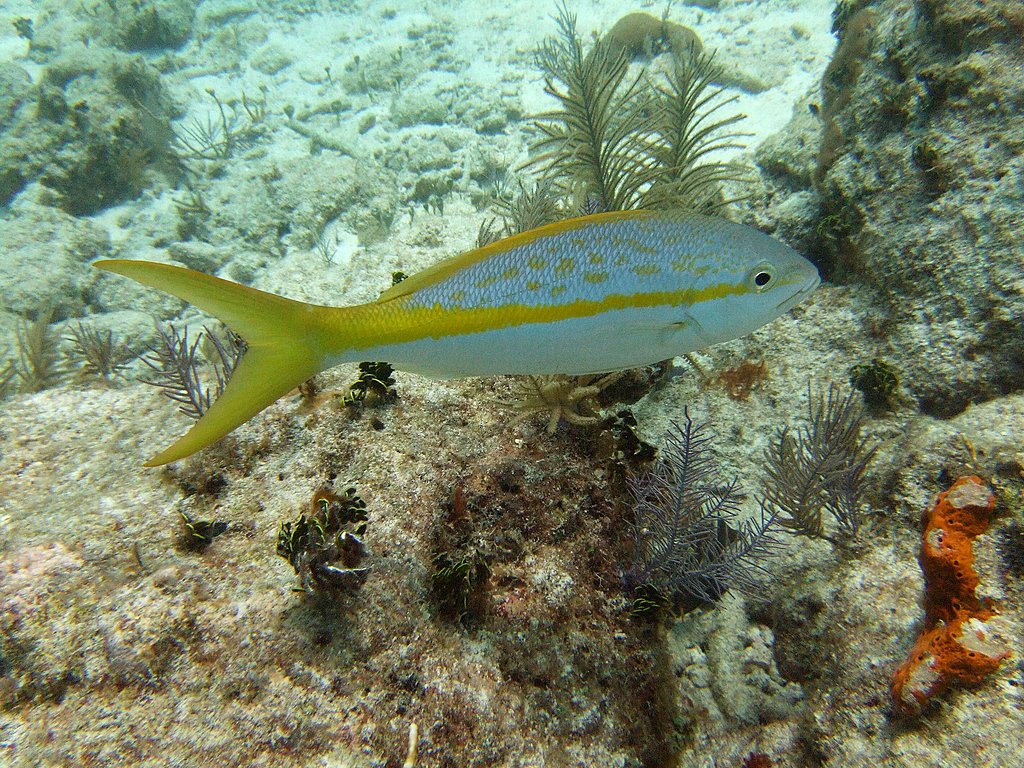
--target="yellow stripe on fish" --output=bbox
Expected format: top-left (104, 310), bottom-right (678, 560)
top-left (95, 209), bottom-right (819, 465)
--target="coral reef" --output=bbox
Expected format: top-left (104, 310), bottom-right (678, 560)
top-left (891, 476), bottom-right (1012, 715)
top-left (3, 0), bottom-right (1024, 765)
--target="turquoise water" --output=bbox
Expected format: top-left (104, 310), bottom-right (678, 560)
top-left (0, 1), bottom-right (1021, 766)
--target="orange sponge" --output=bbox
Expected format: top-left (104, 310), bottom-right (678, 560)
top-left (891, 476), bottom-right (1011, 715)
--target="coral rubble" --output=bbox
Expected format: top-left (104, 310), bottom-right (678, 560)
top-left (891, 476), bottom-right (1011, 715)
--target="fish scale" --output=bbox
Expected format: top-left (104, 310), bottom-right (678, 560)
top-left (402, 213), bottom-right (716, 311)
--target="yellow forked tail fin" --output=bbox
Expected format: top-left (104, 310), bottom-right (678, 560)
top-left (95, 259), bottom-right (328, 466)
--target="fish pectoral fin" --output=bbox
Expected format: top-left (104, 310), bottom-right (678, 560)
top-left (674, 309), bottom-right (717, 344)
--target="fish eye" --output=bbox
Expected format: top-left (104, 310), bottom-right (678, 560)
top-left (747, 262), bottom-right (776, 292)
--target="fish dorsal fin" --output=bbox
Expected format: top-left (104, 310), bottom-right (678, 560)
top-left (376, 209), bottom-right (656, 303)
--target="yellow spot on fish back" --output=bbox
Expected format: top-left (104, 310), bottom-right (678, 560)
top-left (526, 280), bottom-right (541, 291)
top-left (632, 263), bottom-right (660, 276)
top-left (587, 252), bottom-right (604, 265)
top-left (553, 257), bottom-right (575, 277)
top-left (528, 256), bottom-right (547, 270)
top-left (501, 266), bottom-right (521, 280)
top-left (614, 254), bottom-right (630, 267)
top-left (627, 237), bottom-right (657, 255)
top-left (374, 209), bottom-right (660, 302)
top-left (450, 289), bottom-right (465, 303)
top-left (584, 271), bottom-right (608, 284)
top-left (550, 285), bottom-right (566, 297)
top-left (474, 274), bottom-right (499, 290)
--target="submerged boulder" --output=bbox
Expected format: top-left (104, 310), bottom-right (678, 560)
top-left (813, 0), bottom-right (1024, 417)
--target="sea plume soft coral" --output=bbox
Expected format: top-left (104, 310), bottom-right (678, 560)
top-left (625, 410), bottom-right (779, 610)
top-left (529, 3), bottom-right (744, 213)
top-left (761, 384), bottom-right (876, 540)
top-left (141, 323), bottom-right (243, 420)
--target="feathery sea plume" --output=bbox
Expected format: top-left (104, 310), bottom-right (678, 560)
top-left (528, 4), bottom-right (746, 214)
top-left (67, 322), bottom-right (133, 381)
top-left (625, 410), bottom-right (779, 611)
top-left (13, 308), bottom-right (70, 393)
top-left (141, 323), bottom-right (243, 420)
top-left (761, 384), bottom-right (876, 540)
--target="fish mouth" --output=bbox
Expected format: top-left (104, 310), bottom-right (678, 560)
top-left (775, 273), bottom-right (821, 312)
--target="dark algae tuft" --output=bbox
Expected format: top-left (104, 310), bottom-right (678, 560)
top-left (277, 485), bottom-right (370, 596)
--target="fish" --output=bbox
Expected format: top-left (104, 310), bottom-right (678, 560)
top-left (95, 209), bottom-right (819, 466)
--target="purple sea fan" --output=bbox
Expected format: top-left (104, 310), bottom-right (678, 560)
top-left (625, 410), bottom-right (780, 611)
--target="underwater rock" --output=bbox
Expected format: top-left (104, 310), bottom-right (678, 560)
top-left (195, 0), bottom-right (257, 29)
top-left (340, 23), bottom-right (463, 96)
top-left (670, 596), bottom-right (804, 728)
top-left (89, 249), bottom-right (185, 319)
top-left (0, 543), bottom-right (90, 704)
top-left (0, 63), bottom-right (31, 130)
top-left (814, 0), bottom-right (1024, 416)
top-left (272, 152), bottom-right (397, 251)
top-left (165, 241), bottom-right (225, 274)
top-left (0, 63), bottom-right (34, 204)
top-left (113, 0), bottom-right (197, 52)
top-left (0, 46), bottom-right (176, 216)
top-left (0, 204), bottom-right (109, 319)
top-left (388, 72), bottom-right (457, 128)
top-left (755, 89), bottom-right (821, 190)
top-left (250, 43), bottom-right (293, 75)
